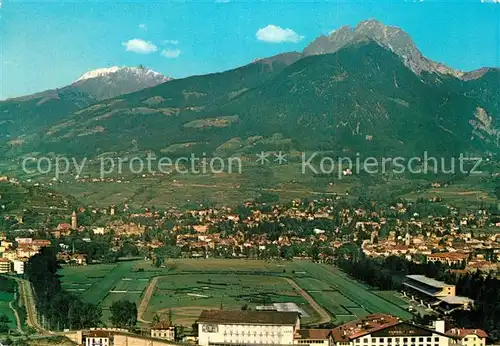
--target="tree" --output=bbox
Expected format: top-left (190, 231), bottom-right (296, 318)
top-left (152, 314), bottom-right (160, 324)
top-left (168, 309), bottom-right (173, 325)
top-left (494, 184), bottom-right (500, 200)
top-left (25, 247), bottom-right (101, 331)
top-left (110, 300), bottom-right (137, 329)
top-left (0, 314), bottom-right (10, 334)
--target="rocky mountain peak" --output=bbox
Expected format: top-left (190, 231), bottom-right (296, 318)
top-left (70, 66), bottom-right (172, 100)
top-left (303, 19), bottom-right (469, 79)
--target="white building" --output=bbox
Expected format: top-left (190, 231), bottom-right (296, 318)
top-left (12, 259), bottom-right (26, 275)
top-left (198, 310), bottom-right (300, 346)
top-left (294, 329), bottom-right (330, 346)
top-left (150, 320), bottom-right (176, 341)
top-left (0, 258), bottom-right (11, 274)
top-left (85, 330), bottom-right (111, 346)
top-left (329, 314), bottom-right (457, 346)
top-left (446, 328), bottom-right (488, 346)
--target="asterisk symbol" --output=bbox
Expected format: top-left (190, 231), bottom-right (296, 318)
top-left (274, 151), bottom-right (287, 164)
top-left (256, 151), bottom-right (270, 165)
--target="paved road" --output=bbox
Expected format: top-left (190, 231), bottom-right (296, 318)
top-left (284, 278), bottom-right (331, 325)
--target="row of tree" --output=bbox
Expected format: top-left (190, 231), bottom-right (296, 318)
top-left (25, 248), bottom-right (102, 331)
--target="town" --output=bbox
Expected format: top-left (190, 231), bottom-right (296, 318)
top-left (0, 173), bottom-right (499, 346)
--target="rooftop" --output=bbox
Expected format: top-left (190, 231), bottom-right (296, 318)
top-left (295, 329), bottom-right (331, 340)
top-left (427, 252), bottom-right (468, 260)
top-left (198, 310), bottom-right (299, 326)
top-left (437, 296), bottom-right (474, 305)
top-left (151, 320), bottom-right (174, 330)
top-left (405, 275), bottom-right (453, 288)
top-left (330, 314), bottom-right (400, 342)
top-left (446, 328), bottom-right (488, 338)
top-left (87, 330), bottom-right (111, 338)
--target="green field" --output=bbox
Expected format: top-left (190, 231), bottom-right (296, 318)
top-left (143, 274), bottom-right (316, 326)
top-left (58, 259), bottom-right (415, 327)
top-left (292, 262), bottom-right (414, 320)
top-left (0, 291), bottom-right (17, 329)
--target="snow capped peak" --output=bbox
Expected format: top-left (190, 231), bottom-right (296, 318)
top-left (69, 66), bottom-right (171, 100)
top-left (75, 66), bottom-right (123, 82)
top-left (74, 66), bottom-right (169, 83)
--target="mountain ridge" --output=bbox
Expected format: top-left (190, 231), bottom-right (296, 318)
top-left (1, 20), bottom-right (499, 161)
top-left (303, 19), bottom-right (493, 81)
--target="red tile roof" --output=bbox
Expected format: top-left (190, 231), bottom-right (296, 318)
top-left (87, 330), bottom-right (111, 338)
top-left (446, 328), bottom-right (488, 338)
top-left (330, 314), bottom-right (400, 342)
top-left (295, 329), bottom-right (331, 340)
top-left (427, 252), bottom-right (468, 260)
top-left (151, 321), bottom-right (173, 330)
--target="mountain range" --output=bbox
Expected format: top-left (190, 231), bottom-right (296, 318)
top-left (1, 19), bottom-right (498, 161)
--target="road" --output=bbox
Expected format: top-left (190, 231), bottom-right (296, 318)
top-left (137, 276), bottom-right (163, 323)
top-left (284, 278), bottom-right (331, 325)
top-left (13, 277), bottom-right (51, 334)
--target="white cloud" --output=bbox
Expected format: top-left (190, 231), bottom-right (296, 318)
top-left (216, 0), bottom-right (230, 3)
top-left (480, 0), bottom-right (499, 3)
top-left (161, 48), bottom-right (181, 59)
top-left (138, 24), bottom-right (147, 31)
top-left (122, 39), bottom-right (158, 54)
top-left (162, 40), bottom-right (179, 45)
top-left (256, 25), bottom-right (304, 43)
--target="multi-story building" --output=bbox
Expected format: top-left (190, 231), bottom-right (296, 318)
top-left (446, 328), bottom-right (488, 346)
top-left (85, 330), bottom-right (111, 346)
top-left (150, 320), bottom-right (176, 341)
top-left (0, 258), bottom-right (11, 273)
top-left (197, 310), bottom-right (300, 346)
top-left (294, 329), bottom-right (330, 346)
top-left (329, 315), bottom-right (456, 346)
top-left (12, 259), bottom-right (27, 274)
top-left (427, 253), bottom-right (469, 266)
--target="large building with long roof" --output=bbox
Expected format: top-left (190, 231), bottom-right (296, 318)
top-left (197, 310), bottom-right (300, 346)
top-left (403, 275), bottom-right (474, 313)
top-left (329, 314), bottom-right (456, 346)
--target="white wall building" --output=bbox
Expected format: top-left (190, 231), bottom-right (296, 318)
top-left (12, 259), bottom-right (26, 275)
top-left (329, 315), bottom-right (457, 346)
top-left (446, 328), bottom-right (488, 346)
top-left (198, 310), bottom-right (300, 346)
top-left (294, 329), bottom-right (330, 346)
top-left (85, 330), bottom-right (111, 346)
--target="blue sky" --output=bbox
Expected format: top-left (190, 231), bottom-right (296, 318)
top-left (0, 0), bottom-right (499, 99)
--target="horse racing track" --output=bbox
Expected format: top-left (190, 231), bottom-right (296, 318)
top-left (58, 259), bottom-right (415, 326)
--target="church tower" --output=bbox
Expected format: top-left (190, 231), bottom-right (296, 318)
top-left (71, 211), bottom-right (78, 230)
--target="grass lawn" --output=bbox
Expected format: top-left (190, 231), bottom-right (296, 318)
top-left (159, 258), bottom-right (301, 273)
top-left (59, 260), bottom-right (150, 303)
top-left (292, 261), bottom-right (415, 321)
top-left (142, 274), bottom-right (315, 326)
top-left (0, 291), bottom-right (17, 329)
top-left (58, 259), bottom-right (418, 327)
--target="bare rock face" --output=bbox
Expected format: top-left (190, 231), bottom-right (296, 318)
top-left (303, 19), bottom-right (488, 80)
